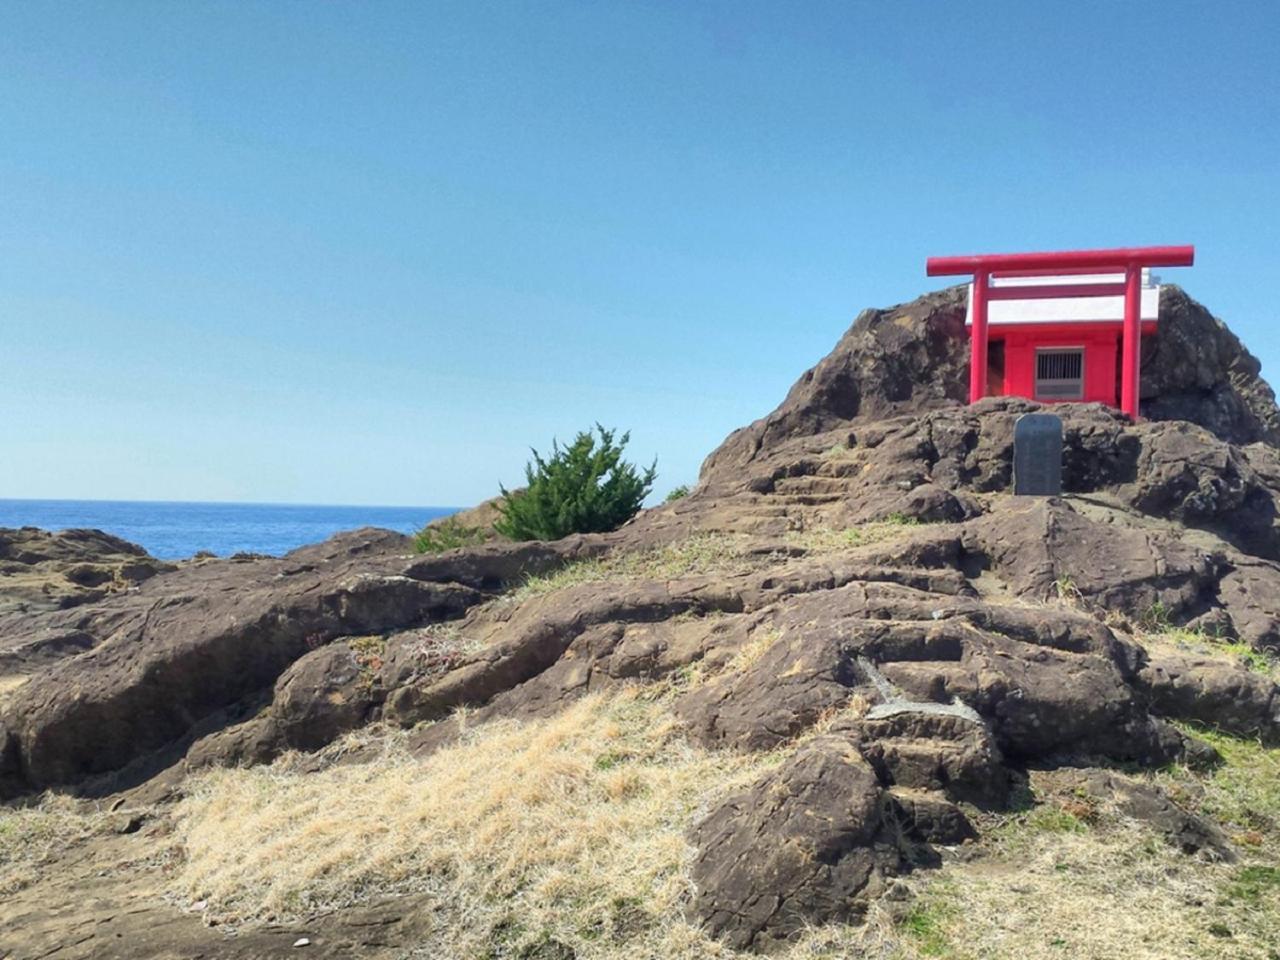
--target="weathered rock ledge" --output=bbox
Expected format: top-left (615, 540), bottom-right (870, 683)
top-left (0, 526), bottom-right (173, 620)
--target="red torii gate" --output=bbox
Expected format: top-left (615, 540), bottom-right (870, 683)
top-left (926, 245), bottom-right (1195, 421)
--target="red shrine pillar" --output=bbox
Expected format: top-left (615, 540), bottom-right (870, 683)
top-left (969, 270), bottom-right (990, 404)
top-left (1120, 265), bottom-right (1141, 420)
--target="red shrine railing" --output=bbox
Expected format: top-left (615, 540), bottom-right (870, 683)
top-left (926, 245), bottom-right (1195, 420)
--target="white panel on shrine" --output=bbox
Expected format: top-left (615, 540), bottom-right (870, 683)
top-left (965, 270), bottom-right (1161, 326)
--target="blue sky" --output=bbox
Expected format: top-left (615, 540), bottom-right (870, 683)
top-left (2, 1), bottom-right (1277, 507)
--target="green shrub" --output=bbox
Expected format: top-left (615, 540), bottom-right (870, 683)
top-left (414, 516), bottom-right (488, 554)
top-left (495, 425), bottom-right (656, 541)
top-left (664, 485), bottom-right (690, 503)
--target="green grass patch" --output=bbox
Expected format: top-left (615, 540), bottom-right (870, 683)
top-left (1138, 620), bottom-right (1278, 678)
top-left (1222, 865), bottom-right (1280, 906)
top-left (1214, 641), bottom-right (1276, 674)
top-left (883, 511), bottom-right (922, 526)
top-left (1025, 804), bottom-right (1089, 834)
top-left (1054, 575), bottom-right (1082, 604)
top-left (898, 889), bottom-right (960, 958)
top-left (414, 516), bottom-right (489, 554)
top-left (1162, 724), bottom-right (1280, 843)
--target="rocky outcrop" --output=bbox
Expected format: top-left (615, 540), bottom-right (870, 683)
top-left (0, 530), bottom-right (484, 797)
top-left (0, 527), bottom-right (173, 619)
top-left (701, 286), bottom-right (1278, 485)
top-left (2, 284), bottom-right (1279, 953)
top-left (673, 557), bottom-right (1183, 766)
top-left (1136, 649), bottom-right (1280, 739)
top-left (0, 525), bottom-right (630, 799)
top-left (1141, 286), bottom-right (1280, 446)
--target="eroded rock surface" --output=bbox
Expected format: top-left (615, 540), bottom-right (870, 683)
top-left (3, 285), bottom-right (1280, 953)
top-left (0, 526), bottom-right (173, 620)
top-left (689, 736), bottom-right (901, 951)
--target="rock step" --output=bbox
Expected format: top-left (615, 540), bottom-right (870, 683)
top-left (772, 476), bottom-right (861, 496)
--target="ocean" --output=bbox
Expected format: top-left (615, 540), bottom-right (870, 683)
top-left (0, 499), bottom-right (459, 561)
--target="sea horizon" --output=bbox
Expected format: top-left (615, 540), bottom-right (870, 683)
top-left (0, 495), bottom-right (455, 509)
top-left (0, 497), bottom-right (460, 561)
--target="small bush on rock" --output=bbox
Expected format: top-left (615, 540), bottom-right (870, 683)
top-left (664, 485), bottom-right (690, 503)
top-left (495, 425), bottom-right (656, 541)
top-left (414, 516), bottom-right (488, 554)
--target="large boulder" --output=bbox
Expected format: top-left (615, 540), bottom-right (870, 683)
top-left (185, 638), bottom-right (385, 769)
top-left (689, 736), bottom-right (900, 951)
top-left (1135, 649), bottom-right (1280, 739)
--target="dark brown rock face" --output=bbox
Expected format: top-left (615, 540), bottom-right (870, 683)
top-left (184, 638), bottom-right (386, 769)
top-left (671, 552), bottom-right (1184, 766)
top-left (689, 737), bottom-right (900, 952)
top-left (840, 711), bottom-right (1008, 807)
top-left (1136, 649), bottom-right (1279, 736)
top-left (1141, 286), bottom-right (1280, 446)
top-left (0, 530), bottom-right (488, 797)
top-left (269, 640), bottom-right (377, 751)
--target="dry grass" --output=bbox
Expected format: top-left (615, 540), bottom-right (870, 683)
top-left (895, 826), bottom-right (1275, 960)
top-left (511, 534), bottom-right (768, 601)
top-left (172, 691), bottom-right (784, 957)
top-left (0, 674), bottom-right (28, 709)
top-left (785, 517), bottom-right (924, 554)
top-left (893, 733), bottom-right (1280, 960)
top-left (0, 795), bottom-right (108, 896)
top-left (722, 626), bottom-right (784, 674)
top-left (511, 521), bottom-right (929, 603)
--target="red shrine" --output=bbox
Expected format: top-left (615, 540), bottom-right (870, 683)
top-left (926, 245), bottom-right (1195, 420)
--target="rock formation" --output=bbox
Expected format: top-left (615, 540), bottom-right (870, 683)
top-left (0, 527), bottom-right (172, 619)
top-left (2, 284), bottom-right (1279, 955)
